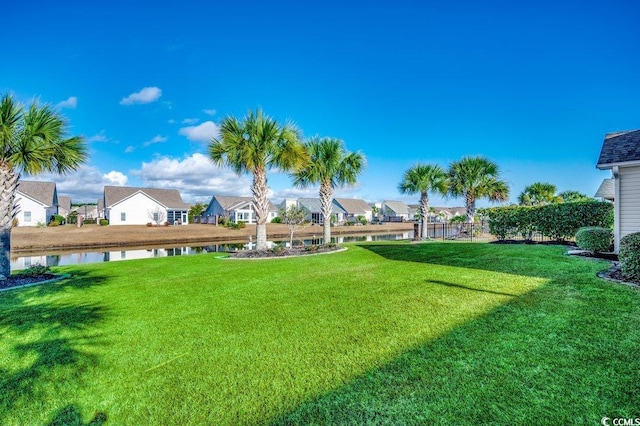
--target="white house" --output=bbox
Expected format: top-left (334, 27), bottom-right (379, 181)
top-left (295, 198), bottom-right (347, 224)
top-left (334, 198), bottom-right (373, 222)
top-left (102, 186), bottom-right (190, 226)
top-left (381, 200), bottom-right (410, 222)
top-left (57, 196), bottom-right (72, 218)
top-left (596, 130), bottom-right (640, 251)
top-left (202, 195), bottom-right (278, 224)
top-left (15, 181), bottom-right (58, 226)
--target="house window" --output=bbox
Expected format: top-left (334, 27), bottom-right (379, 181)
top-left (121, 212), bottom-right (126, 222)
top-left (24, 211), bottom-right (31, 223)
top-left (153, 212), bottom-right (159, 222)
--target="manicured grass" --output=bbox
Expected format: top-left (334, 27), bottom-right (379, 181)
top-left (0, 243), bottom-right (638, 425)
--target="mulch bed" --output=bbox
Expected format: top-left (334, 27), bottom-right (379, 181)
top-left (230, 245), bottom-right (343, 259)
top-left (0, 274), bottom-right (59, 291)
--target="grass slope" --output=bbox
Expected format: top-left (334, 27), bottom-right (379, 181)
top-left (0, 243), bottom-right (637, 425)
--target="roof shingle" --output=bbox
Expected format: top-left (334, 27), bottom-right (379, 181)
top-left (596, 130), bottom-right (640, 167)
top-left (104, 186), bottom-right (189, 209)
top-left (16, 181), bottom-right (56, 206)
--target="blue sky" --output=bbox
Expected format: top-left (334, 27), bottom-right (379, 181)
top-left (3, 0), bottom-right (639, 206)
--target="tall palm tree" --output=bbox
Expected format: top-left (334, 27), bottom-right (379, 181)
top-left (448, 156), bottom-right (509, 223)
top-left (0, 94), bottom-right (87, 277)
top-left (293, 137), bottom-right (365, 244)
top-left (209, 109), bottom-right (308, 250)
top-left (558, 190), bottom-right (589, 203)
top-left (398, 163), bottom-right (448, 239)
top-left (518, 182), bottom-right (560, 205)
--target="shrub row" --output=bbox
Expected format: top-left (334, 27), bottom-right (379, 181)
top-left (481, 200), bottom-right (613, 241)
top-left (620, 232), bottom-right (640, 282)
top-left (575, 227), bottom-right (613, 253)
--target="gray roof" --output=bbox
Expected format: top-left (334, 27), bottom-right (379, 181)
top-left (383, 200), bottom-right (409, 215)
top-left (597, 130), bottom-right (640, 168)
top-left (17, 181), bottom-right (56, 206)
top-left (334, 198), bottom-right (372, 214)
top-left (57, 196), bottom-right (72, 211)
top-left (297, 198), bottom-right (347, 214)
top-left (104, 186), bottom-right (189, 209)
top-left (594, 178), bottom-right (614, 200)
top-left (212, 195), bottom-right (278, 212)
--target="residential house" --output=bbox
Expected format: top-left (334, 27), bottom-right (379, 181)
top-left (596, 130), bottom-right (640, 251)
top-left (73, 204), bottom-right (100, 219)
top-left (295, 198), bottom-right (347, 224)
top-left (594, 178), bottom-right (614, 202)
top-left (102, 186), bottom-right (190, 225)
top-left (381, 200), bottom-right (410, 222)
top-left (15, 181), bottom-right (58, 226)
top-left (407, 204), bottom-right (466, 222)
top-left (57, 196), bottom-right (72, 218)
top-left (202, 195), bottom-right (278, 224)
top-left (334, 198), bottom-right (373, 222)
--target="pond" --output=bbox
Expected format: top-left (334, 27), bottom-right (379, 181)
top-left (11, 231), bottom-right (414, 271)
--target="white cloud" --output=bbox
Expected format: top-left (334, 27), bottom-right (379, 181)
top-left (203, 109), bottom-right (216, 116)
top-left (132, 153), bottom-right (250, 203)
top-left (125, 146), bottom-right (136, 153)
top-left (143, 134), bottom-right (168, 147)
top-left (120, 87), bottom-right (162, 105)
top-left (178, 121), bottom-right (220, 143)
top-left (57, 96), bottom-right (77, 109)
top-left (271, 187), bottom-right (317, 203)
top-left (33, 166), bottom-right (129, 203)
top-left (87, 130), bottom-right (109, 143)
top-left (182, 118), bottom-right (199, 125)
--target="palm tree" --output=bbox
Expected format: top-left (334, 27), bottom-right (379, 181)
top-left (448, 156), bottom-right (509, 223)
top-left (518, 182), bottom-right (560, 205)
top-left (398, 164), bottom-right (448, 239)
top-left (293, 137), bottom-right (365, 244)
top-left (0, 94), bottom-right (87, 277)
top-left (209, 109), bottom-right (308, 250)
top-left (558, 190), bottom-right (589, 203)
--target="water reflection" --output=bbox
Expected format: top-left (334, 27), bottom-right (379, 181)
top-left (11, 231), bottom-right (414, 271)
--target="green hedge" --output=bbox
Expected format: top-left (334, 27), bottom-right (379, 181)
top-left (575, 226), bottom-right (613, 253)
top-left (482, 201), bottom-right (613, 241)
top-left (619, 233), bottom-right (640, 282)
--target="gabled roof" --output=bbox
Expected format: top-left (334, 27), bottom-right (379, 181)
top-left (383, 200), bottom-right (409, 215)
top-left (104, 186), bottom-right (189, 209)
top-left (596, 130), bottom-right (640, 168)
top-left (594, 178), bottom-right (614, 201)
top-left (297, 198), bottom-right (347, 214)
top-left (58, 196), bottom-right (72, 211)
top-left (16, 181), bottom-right (56, 206)
top-left (334, 198), bottom-right (372, 214)
top-left (212, 195), bottom-right (278, 212)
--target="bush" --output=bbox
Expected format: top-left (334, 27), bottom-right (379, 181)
top-left (482, 201), bottom-right (613, 241)
top-left (575, 227), bottom-right (613, 253)
top-left (619, 232), bottom-right (640, 282)
top-left (53, 214), bottom-right (66, 225)
top-left (83, 218), bottom-right (97, 225)
top-left (146, 222), bottom-right (153, 227)
top-left (218, 217), bottom-right (228, 226)
top-left (100, 219), bottom-right (109, 226)
top-left (164, 221), bottom-right (170, 226)
top-left (47, 220), bottom-right (60, 227)
top-left (19, 264), bottom-right (51, 277)
top-left (271, 216), bottom-right (283, 224)
top-left (357, 215), bottom-right (368, 225)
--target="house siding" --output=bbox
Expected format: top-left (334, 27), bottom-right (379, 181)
top-left (107, 192), bottom-right (169, 225)
top-left (619, 165), bottom-right (640, 241)
top-left (15, 196), bottom-right (51, 226)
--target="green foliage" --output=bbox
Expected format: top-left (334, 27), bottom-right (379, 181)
top-left (575, 227), bottom-right (613, 253)
top-left (18, 264), bottom-right (51, 277)
top-left (217, 216), bottom-right (228, 226)
top-left (271, 216), bottom-right (283, 223)
top-left (619, 232), bottom-right (640, 282)
top-left (518, 182), bottom-right (560, 205)
top-left (99, 219), bottom-right (109, 226)
top-left (83, 218), bottom-right (97, 225)
top-left (225, 221), bottom-right (246, 230)
top-left (450, 215), bottom-right (468, 224)
top-left (188, 202), bottom-right (207, 223)
top-left (52, 214), bottom-right (66, 225)
top-left (559, 190), bottom-right (590, 203)
top-left (482, 200), bottom-right (613, 241)
top-left (47, 220), bottom-right (60, 227)
top-left (356, 215), bottom-right (367, 225)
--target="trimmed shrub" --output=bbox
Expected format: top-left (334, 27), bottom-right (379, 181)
top-left (271, 217), bottom-right (283, 224)
top-left (83, 218), bottom-right (97, 225)
top-left (146, 222), bottom-right (153, 227)
top-left (53, 214), bottom-right (66, 225)
top-left (99, 219), bottom-right (109, 226)
top-left (482, 201), bottom-right (613, 241)
top-left (575, 227), bottom-right (613, 253)
top-left (619, 232), bottom-right (640, 282)
top-left (47, 220), bottom-right (60, 227)
top-left (19, 264), bottom-right (51, 277)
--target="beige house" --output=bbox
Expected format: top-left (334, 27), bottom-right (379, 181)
top-left (596, 130), bottom-right (640, 251)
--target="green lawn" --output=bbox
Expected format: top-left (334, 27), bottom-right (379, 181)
top-left (0, 243), bottom-right (638, 425)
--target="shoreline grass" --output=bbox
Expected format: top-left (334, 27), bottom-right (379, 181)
top-left (0, 242), bottom-right (637, 425)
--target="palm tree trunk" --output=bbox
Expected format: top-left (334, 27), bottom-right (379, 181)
top-left (251, 167), bottom-right (269, 250)
top-left (319, 181), bottom-right (333, 244)
top-left (465, 192), bottom-right (476, 224)
top-left (420, 192), bottom-right (429, 240)
top-left (0, 165), bottom-right (19, 277)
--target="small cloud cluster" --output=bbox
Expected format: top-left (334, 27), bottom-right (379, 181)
top-left (87, 130), bottom-right (109, 143)
top-left (203, 109), bottom-right (216, 116)
top-left (178, 121), bottom-right (220, 143)
top-left (132, 153), bottom-right (250, 202)
top-left (120, 87), bottom-right (162, 105)
top-left (57, 96), bottom-right (77, 109)
top-left (144, 134), bottom-right (168, 147)
top-left (35, 166), bottom-right (129, 203)
top-left (182, 118), bottom-right (199, 125)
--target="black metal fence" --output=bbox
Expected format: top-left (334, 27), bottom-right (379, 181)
top-left (413, 221), bottom-right (571, 243)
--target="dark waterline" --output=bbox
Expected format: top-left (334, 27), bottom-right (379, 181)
top-left (11, 231), bottom-right (414, 271)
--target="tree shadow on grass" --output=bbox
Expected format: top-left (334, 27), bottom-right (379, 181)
top-left (45, 404), bottom-right (107, 426)
top-left (271, 272), bottom-right (640, 425)
top-left (0, 270), bottom-right (109, 424)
